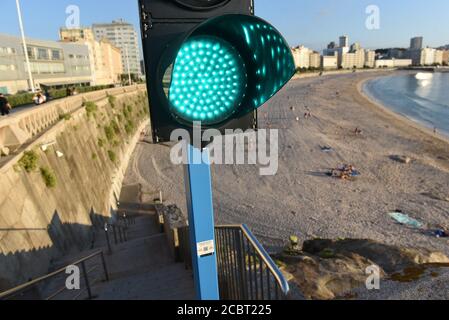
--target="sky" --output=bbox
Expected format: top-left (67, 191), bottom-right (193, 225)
top-left (1, 0), bottom-right (448, 52)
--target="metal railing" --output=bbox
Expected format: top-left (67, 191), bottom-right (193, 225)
top-left (0, 250), bottom-right (109, 300)
top-left (215, 225), bottom-right (289, 300)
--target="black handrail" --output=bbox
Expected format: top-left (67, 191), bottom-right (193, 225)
top-left (215, 225), bottom-right (289, 300)
top-left (0, 250), bottom-right (109, 300)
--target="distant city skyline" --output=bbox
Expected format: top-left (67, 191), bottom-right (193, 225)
top-left (1, 0), bottom-right (449, 52)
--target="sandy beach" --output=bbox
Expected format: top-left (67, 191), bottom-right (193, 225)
top-left (123, 71), bottom-right (449, 298)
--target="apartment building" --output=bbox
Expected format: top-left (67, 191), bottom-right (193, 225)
top-left (92, 20), bottom-right (141, 76)
top-left (60, 27), bottom-right (123, 85)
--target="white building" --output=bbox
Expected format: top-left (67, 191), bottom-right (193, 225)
top-left (407, 48), bottom-right (445, 66)
top-left (292, 46), bottom-right (311, 69)
top-left (323, 46), bottom-right (349, 68)
top-left (342, 49), bottom-right (365, 69)
top-left (93, 19), bottom-right (141, 76)
top-left (375, 59), bottom-right (412, 68)
top-left (309, 52), bottom-right (321, 69)
top-left (321, 54), bottom-right (338, 69)
top-left (0, 33), bottom-right (92, 94)
top-left (365, 50), bottom-right (375, 68)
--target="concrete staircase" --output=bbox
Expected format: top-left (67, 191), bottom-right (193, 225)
top-left (90, 207), bottom-right (195, 300)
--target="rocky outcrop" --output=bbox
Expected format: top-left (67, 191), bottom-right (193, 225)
top-left (277, 239), bottom-right (449, 300)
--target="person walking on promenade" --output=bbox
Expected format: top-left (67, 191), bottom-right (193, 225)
top-left (0, 93), bottom-right (12, 116)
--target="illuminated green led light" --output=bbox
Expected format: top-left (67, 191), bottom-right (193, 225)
top-left (169, 36), bottom-right (247, 125)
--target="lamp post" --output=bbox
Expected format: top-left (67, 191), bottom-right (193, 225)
top-left (15, 0), bottom-right (35, 93)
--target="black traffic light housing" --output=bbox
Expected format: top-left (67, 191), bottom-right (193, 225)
top-left (139, 0), bottom-right (256, 143)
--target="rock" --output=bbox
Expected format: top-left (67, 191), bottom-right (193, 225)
top-left (303, 238), bottom-right (449, 273)
top-left (281, 251), bottom-right (383, 300)
top-left (279, 238), bottom-right (449, 300)
top-left (390, 155), bottom-right (412, 164)
top-left (0, 147), bottom-right (10, 156)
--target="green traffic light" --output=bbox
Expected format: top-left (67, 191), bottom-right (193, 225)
top-left (167, 14), bottom-right (295, 126)
top-left (169, 36), bottom-right (247, 125)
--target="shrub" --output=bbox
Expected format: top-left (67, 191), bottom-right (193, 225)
top-left (85, 101), bottom-right (98, 117)
top-left (107, 150), bottom-right (117, 163)
top-left (59, 113), bottom-right (71, 121)
top-left (98, 138), bottom-right (105, 148)
top-left (92, 153), bottom-right (98, 160)
top-left (110, 120), bottom-right (120, 134)
top-left (123, 108), bottom-right (131, 120)
top-left (125, 120), bottom-right (135, 135)
top-left (8, 93), bottom-right (34, 107)
top-left (108, 95), bottom-right (116, 108)
top-left (40, 167), bottom-right (57, 188)
top-left (104, 125), bottom-right (115, 141)
top-left (18, 150), bottom-right (39, 172)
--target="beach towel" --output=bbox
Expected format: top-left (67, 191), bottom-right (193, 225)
top-left (388, 212), bottom-right (423, 229)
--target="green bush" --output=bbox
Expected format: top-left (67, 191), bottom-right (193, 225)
top-left (108, 95), bottom-right (116, 108)
top-left (18, 150), bottom-right (39, 172)
top-left (125, 120), bottom-right (135, 135)
top-left (92, 153), bottom-right (98, 160)
top-left (110, 120), bottom-right (120, 134)
top-left (107, 150), bottom-right (117, 163)
top-left (59, 113), bottom-right (71, 121)
top-left (98, 138), bottom-right (105, 148)
top-left (85, 101), bottom-right (98, 117)
top-left (8, 85), bottom-right (115, 108)
top-left (104, 125), bottom-right (115, 141)
top-left (8, 93), bottom-right (34, 107)
top-left (40, 167), bottom-right (57, 188)
top-left (123, 107), bottom-right (131, 120)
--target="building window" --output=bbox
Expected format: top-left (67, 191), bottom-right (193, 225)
top-left (27, 47), bottom-right (36, 59)
top-left (37, 48), bottom-right (49, 60)
top-left (52, 49), bottom-right (62, 60)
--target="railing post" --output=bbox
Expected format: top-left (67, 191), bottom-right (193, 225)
top-left (80, 261), bottom-right (92, 300)
top-left (112, 225), bottom-right (117, 244)
top-left (119, 226), bottom-right (123, 243)
top-left (104, 223), bottom-right (112, 254)
top-left (100, 252), bottom-right (109, 282)
top-left (235, 229), bottom-right (248, 300)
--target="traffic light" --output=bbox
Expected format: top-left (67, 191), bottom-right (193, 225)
top-left (139, 0), bottom-right (295, 143)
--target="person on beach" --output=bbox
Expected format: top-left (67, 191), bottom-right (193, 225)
top-left (0, 93), bottom-right (12, 116)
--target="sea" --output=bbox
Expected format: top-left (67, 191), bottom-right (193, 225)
top-left (363, 72), bottom-right (449, 137)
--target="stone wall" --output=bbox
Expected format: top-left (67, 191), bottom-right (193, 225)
top-left (0, 88), bottom-right (149, 290)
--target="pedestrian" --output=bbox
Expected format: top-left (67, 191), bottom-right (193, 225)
top-left (0, 93), bottom-right (12, 116)
top-left (32, 91), bottom-right (46, 105)
top-left (44, 89), bottom-right (51, 102)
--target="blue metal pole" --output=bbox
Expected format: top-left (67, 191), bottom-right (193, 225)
top-left (184, 144), bottom-right (220, 300)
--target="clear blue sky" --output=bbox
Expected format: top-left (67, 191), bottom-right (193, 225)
top-left (1, 0), bottom-right (448, 51)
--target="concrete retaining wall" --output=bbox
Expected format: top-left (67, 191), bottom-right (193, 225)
top-left (0, 87), bottom-right (149, 290)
